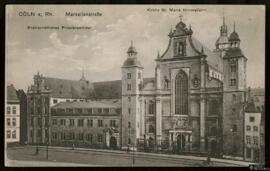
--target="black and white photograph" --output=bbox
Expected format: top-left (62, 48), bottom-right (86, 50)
top-left (5, 5), bottom-right (265, 167)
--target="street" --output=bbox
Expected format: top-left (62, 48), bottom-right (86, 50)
top-left (6, 146), bottom-right (250, 167)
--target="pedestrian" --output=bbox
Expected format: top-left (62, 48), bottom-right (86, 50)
top-left (72, 143), bottom-right (75, 150)
top-left (127, 145), bottom-right (130, 153)
top-left (206, 156), bottom-right (211, 166)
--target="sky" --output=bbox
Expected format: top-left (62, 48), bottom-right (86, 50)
top-left (5, 5), bottom-right (265, 91)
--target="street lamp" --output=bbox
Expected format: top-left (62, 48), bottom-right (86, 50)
top-left (45, 115), bottom-right (50, 160)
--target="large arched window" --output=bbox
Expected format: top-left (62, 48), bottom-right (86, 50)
top-left (175, 70), bottom-right (188, 115)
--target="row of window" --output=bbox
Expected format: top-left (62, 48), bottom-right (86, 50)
top-left (30, 118), bottom-right (49, 127)
top-left (53, 99), bottom-right (85, 104)
top-left (29, 129), bottom-right (48, 138)
top-left (246, 135), bottom-right (259, 145)
top-left (246, 125), bottom-right (258, 132)
top-left (127, 72), bottom-right (141, 79)
top-left (52, 119), bottom-right (117, 127)
top-left (51, 108), bottom-right (120, 115)
top-left (6, 130), bottom-right (17, 139)
top-left (6, 106), bottom-right (17, 114)
top-left (52, 132), bottom-right (103, 143)
top-left (6, 118), bottom-right (17, 127)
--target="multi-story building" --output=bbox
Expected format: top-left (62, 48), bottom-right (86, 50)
top-left (26, 16), bottom-right (253, 158)
top-left (6, 84), bottom-right (20, 143)
top-left (27, 72), bottom-right (122, 145)
top-left (50, 100), bottom-right (121, 148)
top-left (16, 89), bottom-right (28, 144)
top-left (244, 88), bottom-right (265, 162)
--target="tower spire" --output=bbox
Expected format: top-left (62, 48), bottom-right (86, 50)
top-left (80, 68), bottom-right (86, 81)
top-left (233, 21), bottom-right (236, 32)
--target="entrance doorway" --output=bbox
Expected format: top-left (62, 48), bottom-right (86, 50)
top-left (210, 140), bottom-right (217, 157)
top-left (109, 136), bottom-right (117, 149)
top-left (177, 134), bottom-right (185, 152)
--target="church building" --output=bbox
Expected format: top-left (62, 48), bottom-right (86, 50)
top-left (121, 16), bottom-right (247, 157)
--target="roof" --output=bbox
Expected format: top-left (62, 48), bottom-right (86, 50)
top-left (224, 47), bottom-right (244, 58)
top-left (191, 37), bottom-right (223, 72)
top-left (93, 80), bottom-right (122, 99)
top-left (122, 58), bottom-right (143, 68)
top-left (169, 21), bottom-right (193, 37)
top-left (31, 74), bottom-right (156, 99)
top-left (245, 88), bottom-right (265, 113)
top-left (7, 84), bottom-right (19, 102)
top-left (215, 36), bottom-right (229, 46)
top-left (44, 77), bottom-right (94, 99)
top-left (245, 99), bottom-right (257, 113)
top-left (52, 99), bottom-right (121, 109)
top-left (229, 31), bottom-right (240, 41)
top-left (127, 45), bottom-right (137, 54)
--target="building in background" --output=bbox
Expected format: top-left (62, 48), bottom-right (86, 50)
top-left (17, 89), bottom-right (27, 144)
top-left (244, 88), bottom-right (265, 162)
top-left (26, 72), bottom-right (123, 145)
top-left (50, 100), bottom-right (121, 149)
top-left (6, 84), bottom-right (20, 143)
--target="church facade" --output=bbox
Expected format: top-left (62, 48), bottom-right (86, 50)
top-left (26, 16), bottom-right (248, 158)
top-left (121, 17), bottom-right (247, 157)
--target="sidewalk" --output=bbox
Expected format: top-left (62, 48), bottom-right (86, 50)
top-left (5, 159), bottom-right (100, 167)
top-left (24, 145), bottom-right (256, 166)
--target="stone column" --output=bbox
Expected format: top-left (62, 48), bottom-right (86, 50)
top-left (140, 97), bottom-right (145, 139)
top-left (200, 56), bottom-right (206, 152)
top-left (156, 97), bottom-right (162, 148)
top-left (156, 64), bottom-right (161, 90)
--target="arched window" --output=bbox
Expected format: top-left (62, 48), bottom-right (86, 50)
top-left (175, 70), bottom-right (188, 115)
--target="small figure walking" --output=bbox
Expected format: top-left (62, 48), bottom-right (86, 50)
top-left (72, 143), bottom-right (75, 150)
top-left (34, 146), bottom-right (39, 155)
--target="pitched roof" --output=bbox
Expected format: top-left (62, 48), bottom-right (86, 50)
top-left (44, 77), bottom-right (94, 99)
top-left (52, 99), bottom-right (121, 109)
top-left (92, 80), bottom-right (122, 99)
top-left (191, 37), bottom-right (223, 72)
top-left (7, 84), bottom-right (19, 102)
top-left (245, 99), bottom-right (257, 113)
top-left (36, 75), bottom-right (156, 99)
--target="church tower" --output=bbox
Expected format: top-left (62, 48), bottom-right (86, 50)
top-left (222, 22), bottom-right (247, 157)
top-left (121, 42), bottom-right (144, 149)
top-left (215, 16), bottom-right (230, 57)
